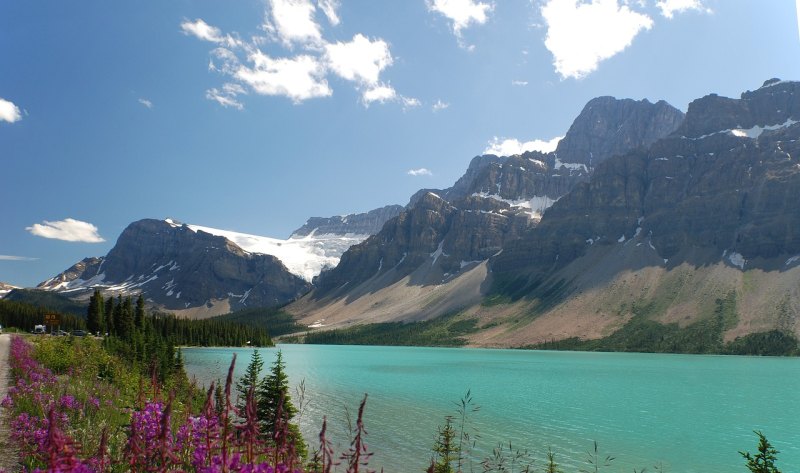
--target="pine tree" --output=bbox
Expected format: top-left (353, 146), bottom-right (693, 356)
top-left (431, 416), bottom-right (458, 473)
top-left (257, 351), bottom-right (305, 456)
top-left (740, 431), bottom-right (782, 473)
top-left (135, 294), bottom-right (146, 330)
top-left (104, 296), bottom-right (115, 335)
top-left (118, 296), bottom-right (135, 341)
top-left (236, 349), bottom-right (264, 413)
top-left (87, 290), bottom-right (104, 335)
top-left (113, 296), bottom-right (124, 337)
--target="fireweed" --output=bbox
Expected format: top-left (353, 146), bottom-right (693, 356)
top-left (0, 336), bottom-right (375, 473)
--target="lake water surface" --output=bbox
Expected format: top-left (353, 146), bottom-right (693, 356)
top-left (183, 345), bottom-right (800, 473)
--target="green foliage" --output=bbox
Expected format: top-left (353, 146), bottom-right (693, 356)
top-left (0, 299), bottom-right (85, 332)
top-left (135, 294), bottom-right (146, 329)
top-left (215, 306), bottom-right (306, 337)
top-left (431, 416), bottom-right (459, 473)
top-left (86, 289), bottom-right (105, 334)
top-left (258, 351), bottom-right (306, 457)
top-left (725, 331), bottom-right (800, 356)
top-left (302, 314), bottom-right (478, 347)
top-left (237, 349), bottom-right (264, 412)
top-left (3, 289), bottom-right (88, 317)
top-left (544, 448), bottom-right (563, 473)
top-left (740, 431), bottom-right (782, 473)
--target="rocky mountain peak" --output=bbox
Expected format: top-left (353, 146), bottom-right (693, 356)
top-left (678, 79), bottom-right (800, 138)
top-left (555, 96), bottom-right (685, 166)
top-left (291, 205), bottom-right (403, 237)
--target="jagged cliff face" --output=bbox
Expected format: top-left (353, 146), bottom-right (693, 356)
top-left (312, 96), bottom-right (685, 300)
top-left (555, 96), bottom-right (685, 166)
top-left (292, 79), bottom-right (800, 347)
top-left (492, 79), bottom-right (800, 284)
top-left (39, 219), bottom-right (311, 316)
top-left (291, 205), bottom-right (403, 237)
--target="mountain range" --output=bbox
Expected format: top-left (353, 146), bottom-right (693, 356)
top-left (23, 78), bottom-right (800, 348)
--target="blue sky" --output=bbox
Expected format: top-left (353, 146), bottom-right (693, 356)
top-left (2, 0), bottom-right (799, 287)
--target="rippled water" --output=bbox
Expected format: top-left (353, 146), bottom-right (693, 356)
top-left (183, 345), bottom-right (800, 473)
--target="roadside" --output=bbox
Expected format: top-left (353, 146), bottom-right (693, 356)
top-left (0, 333), bottom-right (17, 471)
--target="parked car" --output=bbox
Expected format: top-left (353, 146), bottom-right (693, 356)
top-left (71, 329), bottom-right (87, 337)
top-left (34, 324), bottom-right (46, 334)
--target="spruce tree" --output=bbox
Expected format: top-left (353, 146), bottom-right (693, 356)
top-left (740, 431), bottom-right (782, 473)
top-left (135, 294), bottom-right (146, 330)
top-left (104, 296), bottom-right (115, 335)
top-left (236, 349), bottom-right (264, 413)
top-left (118, 296), bottom-right (135, 341)
top-left (86, 290), bottom-right (104, 335)
top-left (257, 351), bottom-right (306, 456)
top-left (431, 416), bottom-right (458, 473)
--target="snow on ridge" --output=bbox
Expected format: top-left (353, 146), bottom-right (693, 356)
top-left (730, 119), bottom-right (799, 139)
top-left (726, 251), bottom-right (746, 270)
top-left (687, 118), bottom-right (798, 141)
top-left (185, 223), bottom-right (370, 282)
top-left (785, 255), bottom-right (800, 267)
top-left (554, 156), bottom-right (588, 173)
top-left (472, 192), bottom-right (559, 219)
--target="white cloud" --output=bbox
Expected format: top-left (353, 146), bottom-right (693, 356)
top-left (325, 34), bottom-right (393, 85)
top-left (432, 99), bottom-right (450, 112)
top-left (26, 218), bottom-right (105, 243)
top-left (484, 136), bottom-right (563, 156)
top-left (427, 0), bottom-right (494, 39)
top-left (401, 96), bottom-right (421, 110)
top-left (236, 52), bottom-right (331, 103)
top-left (187, 8), bottom-right (402, 107)
top-left (138, 98), bottom-right (153, 109)
top-left (362, 84), bottom-right (397, 105)
top-left (318, 0), bottom-right (341, 25)
top-left (511, 80), bottom-right (528, 86)
top-left (0, 255), bottom-right (38, 261)
top-left (265, 0), bottom-right (323, 47)
top-left (541, 0), bottom-right (653, 79)
top-left (182, 19), bottom-right (223, 42)
top-left (0, 97), bottom-right (22, 123)
top-left (656, 0), bottom-right (710, 19)
top-left (407, 168), bottom-right (433, 176)
top-left (206, 83), bottom-right (246, 110)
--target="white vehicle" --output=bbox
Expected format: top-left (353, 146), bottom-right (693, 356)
top-left (34, 324), bottom-right (46, 334)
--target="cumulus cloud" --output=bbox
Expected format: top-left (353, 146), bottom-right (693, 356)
top-left (362, 84), bottom-right (397, 105)
top-left (236, 52), bottom-right (331, 103)
top-left (407, 168), bottom-right (433, 176)
top-left (181, 19), bottom-right (241, 48)
top-left (318, 0), bottom-right (341, 25)
top-left (427, 0), bottom-right (494, 41)
top-left (656, 0), bottom-right (710, 18)
top-left (0, 255), bottom-right (38, 261)
top-left (0, 97), bottom-right (22, 123)
top-left (186, 5), bottom-right (401, 106)
top-left (26, 218), bottom-right (105, 243)
top-left (432, 99), bottom-right (450, 112)
top-left (541, 0), bottom-right (653, 79)
top-left (484, 136), bottom-right (563, 156)
top-left (325, 34), bottom-right (393, 85)
top-left (138, 98), bottom-right (153, 109)
top-left (265, 0), bottom-right (323, 47)
top-left (182, 19), bottom-right (223, 42)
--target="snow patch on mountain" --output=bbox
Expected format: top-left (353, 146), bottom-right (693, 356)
top-left (175, 222), bottom-right (370, 282)
top-left (472, 192), bottom-right (559, 219)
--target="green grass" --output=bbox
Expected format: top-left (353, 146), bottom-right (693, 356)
top-left (296, 313), bottom-right (479, 347)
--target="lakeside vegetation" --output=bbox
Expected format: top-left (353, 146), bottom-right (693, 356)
top-left (297, 313), bottom-right (478, 347)
top-left (0, 334), bottom-right (791, 472)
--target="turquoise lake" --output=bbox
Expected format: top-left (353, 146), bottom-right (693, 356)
top-left (183, 345), bottom-right (800, 473)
